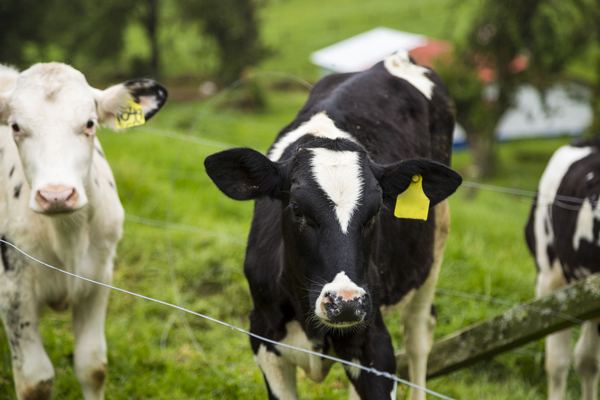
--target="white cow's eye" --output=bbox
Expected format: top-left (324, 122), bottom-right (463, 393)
top-left (86, 120), bottom-right (94, 129)
top-left (10, 123), bottom-right (19, 132)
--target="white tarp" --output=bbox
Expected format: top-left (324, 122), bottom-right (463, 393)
top-left (496, 83), bottom-right (592, 140)
top-left (310, 27), bottom-right (427, 74)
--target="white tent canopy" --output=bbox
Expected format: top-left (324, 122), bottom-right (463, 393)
top-left (310, 27), bottom-right (427, 74)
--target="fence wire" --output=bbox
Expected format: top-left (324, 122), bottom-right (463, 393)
top-left (16, 72), bottom-right (591, 397)
top-left (0, 238), bottom-right (454, 400)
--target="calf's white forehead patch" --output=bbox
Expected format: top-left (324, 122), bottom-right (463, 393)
top-left (309, 148), bottom-right (363, 234)
top-left (384, 50), bottom-right (434, 100)
top-left (268, 112), bottom-right (358, 162)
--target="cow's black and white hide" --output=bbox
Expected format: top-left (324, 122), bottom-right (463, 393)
top-left (0, 62), bottom-right (167, 400)
top-left (525, 138), bottom-right (600, 400)
top-left (205, 50), bottom-right (461, 400)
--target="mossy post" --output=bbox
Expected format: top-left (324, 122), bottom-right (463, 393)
top-left (397, 273), bottom-right (600, 379)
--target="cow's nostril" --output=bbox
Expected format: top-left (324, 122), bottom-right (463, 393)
top-left (36, 186), bottom-right (78, 212)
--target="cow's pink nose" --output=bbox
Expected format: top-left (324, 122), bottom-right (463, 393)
top-left (36, 185), bottom-right (78, 213)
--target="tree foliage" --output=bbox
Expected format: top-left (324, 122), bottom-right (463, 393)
top-left (439, 0), bottom-right (600, 177)
top-left (175, 0), bottom-right (271, 84)
top-left (0, 0), bottom-right (131, 72)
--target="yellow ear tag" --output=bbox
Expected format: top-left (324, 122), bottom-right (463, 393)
top-left (115, 99), bottom-right (145, 129)
top-left (394, 175), bottom-right (430, 220)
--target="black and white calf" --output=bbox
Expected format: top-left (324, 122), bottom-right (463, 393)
top-left (205, 51), bottom-right (461, 399)
top-left (525, 138), bottom-right (600, 400)
top-left (0, 63), bottom-right (167, 399)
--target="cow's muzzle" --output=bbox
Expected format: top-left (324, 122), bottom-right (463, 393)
top-left (321, 291), bottom-right (369, 326)
top-left (36, 185), bottom-right (79, 214)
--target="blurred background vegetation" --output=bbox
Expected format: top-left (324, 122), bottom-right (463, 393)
top-left (2, 0), bottom-right (600, 398)
top-left (3, 0), bottom-right (600, 176)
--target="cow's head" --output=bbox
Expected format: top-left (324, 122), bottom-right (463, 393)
top-left (0, 63), bottom-right (167, 215)
top-left (205, 138), bottom-right (461, 329)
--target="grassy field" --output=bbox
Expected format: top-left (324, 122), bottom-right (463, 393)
top-left (0, 0), bottom-right (593, 398)
top-left (0, 82), bottom-right (585, 399)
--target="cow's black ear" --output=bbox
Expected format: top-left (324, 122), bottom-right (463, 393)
top-left (373, 158), bottom-right (462, 206)
top-left (205, 148), bottom-right (284, 201)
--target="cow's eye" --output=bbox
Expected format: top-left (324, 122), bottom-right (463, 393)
top-left (291, 203), bottom-right (303, 218)
top-left (86, 120), bottom-right (94, 129)
top-left (10, 123), bottom-right (19, 132)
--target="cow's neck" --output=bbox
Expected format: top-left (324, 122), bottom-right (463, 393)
top-left (49, 165), bottom-right (99, 271)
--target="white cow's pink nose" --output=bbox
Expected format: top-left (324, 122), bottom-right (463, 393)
top-left (36, 185), bottom-right (79, 213)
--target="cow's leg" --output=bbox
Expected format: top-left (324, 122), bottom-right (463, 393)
top-left (72, 282), bottom-right (110, 400)
top-left (574, 317), bottom-right (600, 400)
top-left (250, 311), bottom-right (297, 400)
top-left (254, 343), bottom-right (297, 400)
top-left (337, 314), bottom-right (395, 400)
top-left (536, 259), bottom-right (569, 400)
top-left (401, 201), bottom-right (449, 400)
top-left (0, 265), bottom-right (54, 400)
top-left (544, 329), bottom-right (572, 400)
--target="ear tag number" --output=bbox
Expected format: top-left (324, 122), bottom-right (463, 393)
top-left (115, 99), bottom-right (145, 129)
top-left (394, 175), bottom-right (430, 220)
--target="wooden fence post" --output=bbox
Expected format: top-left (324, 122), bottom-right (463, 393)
top-left (396, 273), bottom-right (600, 380)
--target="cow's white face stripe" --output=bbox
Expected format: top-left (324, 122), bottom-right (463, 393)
top-left (315, 272), bottom-right (366, 320)
top-left (384, 50), bottom-right (434, 100)
top-left (534, 145), bottom-right (592, 274)
top-left (268, 112), bottom-right (358, 162)
top-left (309, 148), bottom-right (363, 234)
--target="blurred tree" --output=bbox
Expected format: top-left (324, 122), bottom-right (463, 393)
top-left (44, 0), bottom-right (131, 68)
top-left (439, 0), bottom-right (598, 177)
top-left (137, 0), bottom-right (160, 78)
top-left (0, 0), bottom-right (159, 79)
top-left (0, 0), bottom-right (51, 66)
top-left (175, 0), bottom-right (271, 84)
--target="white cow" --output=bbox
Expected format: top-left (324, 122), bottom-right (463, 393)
top-left (0, 62), bottom-right (167, 400)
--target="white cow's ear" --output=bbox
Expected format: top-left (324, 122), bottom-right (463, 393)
top-left (0, 90), bottom-right (13, 124)
top-left (93, 79), bottom-right (168, 129)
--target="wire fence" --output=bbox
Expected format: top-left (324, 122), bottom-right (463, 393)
top-left (121, 74), bottom-right (594, 399)
top-left (0, 238), bottom-right (451, 400)
top-left (2, 72), bottom-right (595, 399)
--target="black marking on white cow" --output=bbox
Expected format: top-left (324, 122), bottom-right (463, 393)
top-left (123, 79), bottom-right (169, 121)
top-left (95, 146), bottom-right (105, 159)
top-left (205, 57), bottom-right (460, 399)
top-left (9, 165), bottom-right (14, 178)
top-left (13, 183), bottom-right (21, 199)
top-left (1, 235), bottom-right (10, 271)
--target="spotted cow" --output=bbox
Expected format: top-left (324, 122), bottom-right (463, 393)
top-left (0, 63), bottom-right (167, 400)
top-left (525, 138), bottom-right (600, 400)
top-left (205, 51), bottom-right (462, 399)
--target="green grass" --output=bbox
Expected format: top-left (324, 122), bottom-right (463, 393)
top-left (0, 0), bottom-right (593, 398)
top-left (0, 83), bottom-right (585, 399)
